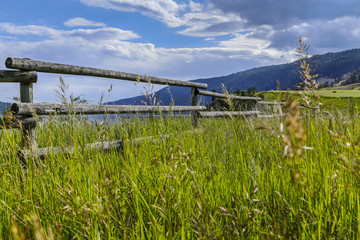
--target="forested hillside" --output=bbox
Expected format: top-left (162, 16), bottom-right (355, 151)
top-left (0, 102), bottom-right (10, 114)
top-left (109, 48), bottom-right (360, 106)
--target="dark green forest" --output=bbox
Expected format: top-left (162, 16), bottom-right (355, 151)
top-left (110, 48), bottom-right (360, 106)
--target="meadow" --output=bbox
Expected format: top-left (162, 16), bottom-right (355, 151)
top-left (318, 85), bottom-right (360, 98)
top-left (263, 89), bottom-right (360, 111)
top-left (0, 93), bottom-right (360, 239)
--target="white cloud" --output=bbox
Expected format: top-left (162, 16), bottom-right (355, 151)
top-left (64, 17), bottom-right (106, 27)
top-left (208, 0), bottom-right (360, 28)
top-left (0, 21), bottom-right (295, 103)
top-left (0, 22), bottom-right (140, 42)
top-left (79, 0), bottom-right (246, 37)
top-left (0, 23), bottom-right (60, 37)
top-left (177, 10), bottom-right (246, 37)
top-left (77, 0), bottom-right (360, 51)
top-left (294, 17), bottom-right (360, 52)
top-left (80, 0), bottom-right (185, 27)
top-left (188, 0), bottom-right (202, 12)
top-left (2, 13), bottom-right (359, 103)
top-left (67, 27), bottom-right (140, 41)
top-left (264, 16), bottom-right (360, 53)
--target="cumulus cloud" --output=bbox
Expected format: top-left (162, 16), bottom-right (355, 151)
top-left (0, 22), bottom-right (142, 102)
top-left (260, 16), bottom-right (360, 53)
top-left (76, 0), bottom-right (360, 51)
top-left (208, 0), bottom-right (360, 28)
top-left (67, 27), bottom-right (140, 41)
top-left (0, 23), bottom-right (60, 37)
top-left (80, 0), bottom-right (185, 27)
top-left (300, 17), bottom-right (360, 51)
top-left (176, 10), bottom-right (246, 37)
top-left (0, 21), bottom-right (294, 102)
top-left (196, 1), bottom-right (360, 56)
top-left (64, 17), bottom-right (106, 27)
top-left (1, 0), bottom-right (359, 103)
top-left (79, 0), bottom-right (246, 37)
top-left (0, 22), bottom-right (140, 42)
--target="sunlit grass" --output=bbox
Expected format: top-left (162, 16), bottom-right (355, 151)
top-left (0, 106), bottom-right (359, 239)
top-left (316, 89), bottom-right (360, 98)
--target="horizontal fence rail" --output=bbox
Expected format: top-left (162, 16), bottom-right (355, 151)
top-left (6, 57), bottom-right (208, 89)
top-left (0, 116), bottom-right (37, 129)
top-left (258, 101), bottom-right (285, 105)
top-left (19, 140), bottom-right (123, 161)
top-left (11, 103), bottom-right (206, 115)
top-left (0, 70), bottom-right (37, 83)
top-left (197, 90), bottom-right (261, 101)
top-left (199, 111), bottom-right (260, 118)
top-left (1, 56), bottom-right (292, 161)
top-left (19, 129), bottom-right (198, 161)
top-left (258, 114), bottom-right (283, 119)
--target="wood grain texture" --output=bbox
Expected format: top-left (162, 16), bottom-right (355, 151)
top-left (11, 103), bottom-right (207, 115)
top-left (0, 116), bottom-right (37, 129)
top-left (0, 70), bottom-right (37, 83)
top-left (257, 114), bottom-right (283, 119)
top-left (198, 90), bottom-right (262, 101)
top-left (20, 83), bottom-right (33, 104)
top-left (19, 129), bottom-right (199, 161)
top-left (19, 140), bottom-right (123, 160)
top-left (191, 88), bottom-right (199, 127)
top-left (19, 81), bottom-right (36, 148)
top-left (6, 57), bottom-right (208, 89)
top-left (199, 111), bottom-right (260, 118)
top-left (258, 101), bottom-right (285, 105)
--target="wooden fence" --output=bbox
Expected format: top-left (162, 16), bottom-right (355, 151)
top-left (1, 57), bottom-right (282, 160)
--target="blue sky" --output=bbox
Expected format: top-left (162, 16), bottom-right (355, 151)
top-left (1, 0), bottom-right (360, 103)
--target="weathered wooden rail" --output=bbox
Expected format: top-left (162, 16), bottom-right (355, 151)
top-left (0, 70), bottom-right (37, 83)
top-left (0, 115), bottom-right (37, 129)
top-left (1, 57), bottom-right (282, 161)
top-left (20, 129), bottom-right (199, 160)
top-left (197, 89), bottom-right (262, 101)
top-left (6, 57), bottom-right (208, 89)
top-left (199, 111), bottom-right (261, 118)
top-left (11, 103), bottom-right (206, 115)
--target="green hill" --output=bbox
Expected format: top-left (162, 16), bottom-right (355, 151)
top-left (0, 102), bottom-right (10, 114)
top-left (109, 48), bottom-right (360, 106)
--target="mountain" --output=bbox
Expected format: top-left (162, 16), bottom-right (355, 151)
top-left (109, 48), bottom-right (360, 106)
top-left (0, 101), bottom-right (11, 114)
top-left (336, 67), bottom-right (360, 86)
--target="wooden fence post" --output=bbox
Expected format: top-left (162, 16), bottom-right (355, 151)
top-left (191, 88), bottom-right (199, 127)
top-left (20, 82), bottom-right (36, 148)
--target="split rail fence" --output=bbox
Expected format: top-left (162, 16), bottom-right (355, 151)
top-left (0, 57), bottom-right (282, 160)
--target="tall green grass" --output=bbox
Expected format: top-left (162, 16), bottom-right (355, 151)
top-left (0, 108), bottom-right (360, 239)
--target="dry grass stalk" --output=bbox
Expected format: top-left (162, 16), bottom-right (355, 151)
top-left (295, 37), bottom-right (321, 109)
top-left (281, 97), bottom-right (306, 181)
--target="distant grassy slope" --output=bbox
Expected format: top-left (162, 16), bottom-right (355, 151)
top-left (262, 90), bottom-right (360, 111)
top-left (316, 89), bottom-right (360, 98)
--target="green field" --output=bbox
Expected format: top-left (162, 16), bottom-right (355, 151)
top-left (323, 83), bottom-right (360, 90)
top-left (317, 89), bottom-right (360, 98)
top-left (262, 84), bottom-right (360, 97)
top-left (1, 96), bottom-right (360, 239)
top-left (261, 89), bottom-right (360, 112)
